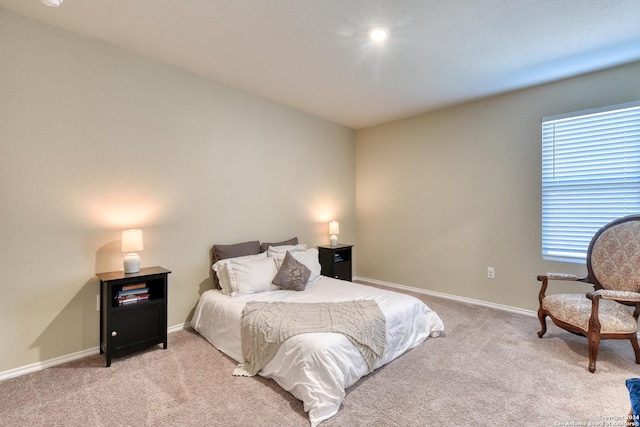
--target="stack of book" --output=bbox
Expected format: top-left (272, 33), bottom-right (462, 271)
top-left (116, 282), bottom-right (150, 305)
top-left (334, 253), bottom-right (343, 262)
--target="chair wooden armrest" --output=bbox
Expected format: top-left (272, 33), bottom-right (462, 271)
top-left (591, 290), bottom-right (640, 303)
top-left (536, 273), bottom-right (586, 304)
top-left (537, 273), bottom-right (580, 281)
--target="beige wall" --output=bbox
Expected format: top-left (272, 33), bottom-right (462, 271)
top-left (355, 61), bottom-right (640, 311)
top-left (0, 10), bottom-right (355, 373)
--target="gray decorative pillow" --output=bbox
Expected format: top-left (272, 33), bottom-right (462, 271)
top-left (260, 237), bottom-right (298, 253)
top-left (272, 251), bottom-right (311, 291)
top-left (213, 240), bottom-right (261, 262)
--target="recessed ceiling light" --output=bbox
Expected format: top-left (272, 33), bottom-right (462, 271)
top-left (41, 0), bottom-right (63, 6)
top-left (367, 27), bottom-right (390, 44)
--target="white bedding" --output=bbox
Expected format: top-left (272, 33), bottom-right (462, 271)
top-left (191, 276), bottom-right (444, 426)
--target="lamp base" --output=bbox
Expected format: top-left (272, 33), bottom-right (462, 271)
top-left (330, 235), bottom-right (338, 247)
top-left (123, 252), bottom-right (140, 274)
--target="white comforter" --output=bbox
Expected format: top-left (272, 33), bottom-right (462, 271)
top-left (191, 277), bottom-right (444, 426)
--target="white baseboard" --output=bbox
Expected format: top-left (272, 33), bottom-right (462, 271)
top-left (0, 346), bottom-right (102, 382)
top-left (168, 323), bottom-right (190, 334)
top-left (0, 322), bottom-right (190, 382)
top-left (354, 276), bottom-right (538, 318)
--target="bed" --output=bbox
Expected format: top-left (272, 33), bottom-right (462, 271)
top-left (191, 239), bottom-right (444, 426)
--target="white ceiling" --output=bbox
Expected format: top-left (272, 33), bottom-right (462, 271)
top-left (2, 0), bottom-right (640, 129)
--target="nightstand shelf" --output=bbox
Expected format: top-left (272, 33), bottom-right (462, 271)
top-left (97, 266), bottom-right (171, 367)
top-left (318, 244), bottom-right (353, 281)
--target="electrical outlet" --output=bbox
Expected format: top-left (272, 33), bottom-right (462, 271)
top-left (96, 294), bottom-right (100, 311)
top-left (487, 267), bottom-right (495, 279)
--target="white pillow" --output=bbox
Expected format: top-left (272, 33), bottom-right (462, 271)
top-left (270, 248), bottom-right (322, 282)
top-left (213, 262), bottom-right (233, 295)
top-left (213, 252), bottom-right (268, 296)
top-left (267, 243), bottom-right (307, 259)
top-left (293, 248), bottom-right (322, 282)
top-left (227, 256), bottom-right (278, 297)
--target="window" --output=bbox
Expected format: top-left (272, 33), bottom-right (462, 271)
top-left (542, 101), bottom-right (640, 263)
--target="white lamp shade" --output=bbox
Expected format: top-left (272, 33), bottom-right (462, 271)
top-left (121, 229), bottom-right (144, 252)
top-left (329, 221), bottom-right (340, 235)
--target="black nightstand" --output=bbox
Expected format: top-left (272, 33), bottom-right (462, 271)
top-left (96, 266), bottom-right (171, 367)
top-left (318, 244), bottom-right (353, 281)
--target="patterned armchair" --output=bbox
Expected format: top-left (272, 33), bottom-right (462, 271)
top-left (537, 215), bottom-right (640, 373)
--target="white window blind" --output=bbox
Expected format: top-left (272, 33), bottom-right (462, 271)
top-left (542, 101), bottom-right (640, 263)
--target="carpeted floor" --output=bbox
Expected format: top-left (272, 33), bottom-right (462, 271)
top-left (1, 283), bottom-right (638, 426)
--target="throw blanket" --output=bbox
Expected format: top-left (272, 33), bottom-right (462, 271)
top-left (233, 300), bottom-right (386, 377)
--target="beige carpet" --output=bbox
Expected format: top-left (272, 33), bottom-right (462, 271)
top-left (1, 283), bottom-right (638, 427)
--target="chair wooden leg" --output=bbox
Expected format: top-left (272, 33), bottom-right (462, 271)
top-left (588, 332), bottom-right (600, 373)
top-left (586, 296), bottom-right (603, 373)
top-left (630, 336), bottom-right (640, 364)
top-left (537, 310), bottom-right (547, 338)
